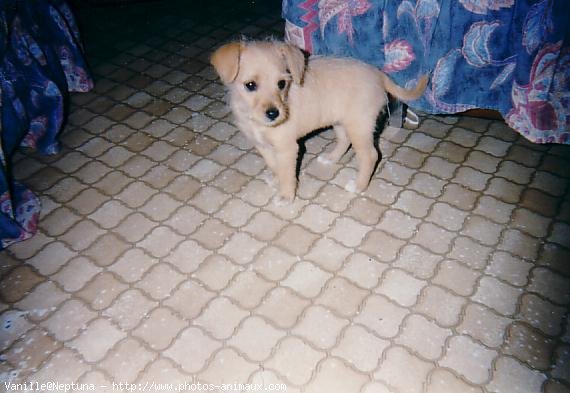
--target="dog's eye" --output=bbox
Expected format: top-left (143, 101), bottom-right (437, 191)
top-left (245, 81), bottom-right (257, 91)
top-left (277, 80), bottom-right (287, 90)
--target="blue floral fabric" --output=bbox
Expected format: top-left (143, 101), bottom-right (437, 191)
top-left (283, 0), bottom-right (569, 144)
top-left (0, 0), bottom-right (93, 249)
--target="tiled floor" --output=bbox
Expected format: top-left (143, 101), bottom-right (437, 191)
top-left (2, 1), bottom-right (570, 392)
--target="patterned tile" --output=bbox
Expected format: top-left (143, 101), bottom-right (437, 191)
top-left (374, 347), bottom-right (433, 393)
top-left (281, 261), bottom-right (332, 298)
top-left (265, 337), bottom-right (325, 385)
top-left (503, 322), bottom-right (556, 370)
top-left (103, 289), bottom-right (157, 330)
top-left (378, 269), bottom-right (427, 307)
top-left (2, 2), bottom-right (569, 391)
top-left (99, 338), bottom-right (155, 383)
top-left (487, 356), bottom-right (547, 393)
top-left (439, 335), bottom-right (497, 384)
top-left (30, 349), bottom-right (89, 386)
top-left (40, 299), bottom-right (97, 341)
top-left (132, 307), bottom-right (187, 350)
top-left (222, 270), bottom-right (274, 308)
top-left (355, 295), bottom-right (409, 338)
top-left (457, 303), bottom-right (512, 348)
top-left (472, 275), bottom-right (523, 316)
top-left (517, 293), bottom-right (566, 336)
top-left (291, 305), bottom-right (348, 349)
top-left (426, 368), bottom-right (483, 393)
top-left (396, 313), bottom-right (452, 360)
top-left (305, 357), bottom-right (368, 393)
top-left (332, 324), bottom-right (389, 371)
top-left (0, 266), bottom-right (44, 303)
top-left (68, 318), bottom-right (126, 362)
top-left (416, 285), bottom-right (467, 327)
top-left (15, 281), bottom-right (69, 322)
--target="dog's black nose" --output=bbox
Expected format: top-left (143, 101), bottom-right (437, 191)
top-left (266, 107), bottom-right (280, 121)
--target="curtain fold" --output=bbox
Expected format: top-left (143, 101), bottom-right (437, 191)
top-left (283, 0), bottom-right (569, 144)
top-left (0, 0), bottom-right (93, 249)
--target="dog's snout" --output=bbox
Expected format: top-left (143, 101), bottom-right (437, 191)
top-left (265, 107), bottom-right (280, 121)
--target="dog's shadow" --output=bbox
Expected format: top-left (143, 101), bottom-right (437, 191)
top-left (295, 112), bottom-right (388, 181)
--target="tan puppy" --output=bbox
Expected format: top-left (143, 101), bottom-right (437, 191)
top-left (211, 40), bottom-right (427, 202)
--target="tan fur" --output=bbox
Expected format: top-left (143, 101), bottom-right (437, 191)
top-left (211, 40), bottom-right (428, 202)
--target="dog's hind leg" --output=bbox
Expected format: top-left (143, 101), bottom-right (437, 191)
top-left (345, 120), bottom-right (378, 193)
top-left (318, 124), bottom-right (351, 164)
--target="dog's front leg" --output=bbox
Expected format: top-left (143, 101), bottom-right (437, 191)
top-left (256, 144), bottom-right (277, 172)
top-left (255, 144), bottom-right (278, 188)
top-left (274, 145), bottom-right (299, 202)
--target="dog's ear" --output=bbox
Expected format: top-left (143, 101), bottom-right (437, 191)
top-left (281, 43), bottom-right (305, 85)
top-left (210, 42), bottom-right (242, 84)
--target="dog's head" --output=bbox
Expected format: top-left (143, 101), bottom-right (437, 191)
top-left (210, 40), bottom-right (305, 126)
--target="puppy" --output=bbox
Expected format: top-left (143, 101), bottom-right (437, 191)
top-left (211, 40), bottom-right (427, 202)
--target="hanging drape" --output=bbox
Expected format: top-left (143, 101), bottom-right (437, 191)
top-left (283, 0), bottom-right (569, 144)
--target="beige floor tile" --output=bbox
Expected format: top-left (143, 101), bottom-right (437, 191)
top-left (15, 281), bottom-right (70, 322)
top-left (274, 224), bottom-right (319, 256)
top-left (304, 237), bottom-right (352, 271)
top-left (395, 314), bottom-right (452, 360)
top-left (77, 272), bottom-right (129, 310)
top-left (27, 241), bottom-right (76, 276)
top-left (426, 368), bottom-right (483, 393)
top-left (3, 328), bottom-right (61, 374)
top-left (219, 232), bottom-right (265, 265)
top-left (503, 322), bottom-right (556, 371)
top-left (30, 348), bottom-right (90, 385)
top-left (487, 356), bottom-right (547, 393)
top-left (103, 289), bottom-right (158, 330)
top-left (377, 269), bottom-right (427, 307)
top-left (2, 2), bottom-right (569, 391)
top-left (432, 259), bottom-right (480, 296)
top-left (199, 348), bottom-right (259, 386)
top-left (394, 244), bottom-right (443, 279)
top-left (68, 318), bottom-right (126, 362)
top-left (305, 357), bottom-right (368, 393)
top-left (228, 316), bottom-right (286, 361)
top-left (0, 266), bottom-right (45, 303)
top-left (315, 277), bottom-right (368, 318)
top-left (40, 299), bottom-right (97, 341)
top-left (255, 287), bottom-right (310, 329)
top-left (439, 335), bottom-right (497, 384)
top-left (292, 305), bottom-right (348, 350)
top-left (222, 270), bottom-right (274, 308)
top-left (415, 285), bottom-right (467, 327)
top-left (355, 295), bottom-right (410, 338)
top-left (265, 337), bottom-right (325, 386)
top-left (0, 310), bottom-right (33, 351)
top-left (517, 293), bottom-right (567, 336)
top-left (99, 338), bottom-right (155, 383)
top-left (338, 252), bottom-right (388, 289)
top-left (133, 307), bottom-right (187, 351)
top-left (374, 347), bottom-right (433, 393)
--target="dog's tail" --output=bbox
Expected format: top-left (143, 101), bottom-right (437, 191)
top-left (380, 73), bottom-right (428, 101)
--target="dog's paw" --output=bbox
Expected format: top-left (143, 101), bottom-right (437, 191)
top-left (272, 195), bottom-right (293, 206)
top-left (259, 170), bottom-right (277, 188)
top-left (344, 179), bottom-right (358, 193)
top-left (317, 155), bottom-right (333, 165)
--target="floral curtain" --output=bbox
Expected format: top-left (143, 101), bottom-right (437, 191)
top-left (0, 0), bottom-right (93, 249)
top-left (283, 0), bottom-right (569, 144)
